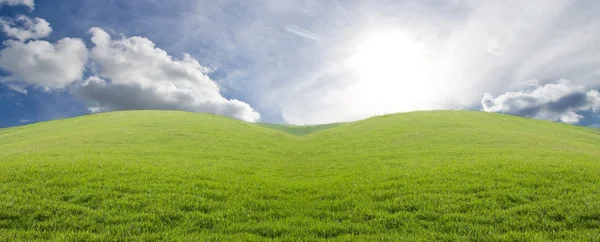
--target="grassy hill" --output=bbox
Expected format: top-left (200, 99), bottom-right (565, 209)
top-left (1, 110), bottom-right (599, 241)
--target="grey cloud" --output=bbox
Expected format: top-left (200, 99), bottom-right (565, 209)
top-left (76, 78), bottom-right (178, 111)
top-left (482, 80), bottom-right (600, 124)
top-left (76, 78), bottom-right (258, 122)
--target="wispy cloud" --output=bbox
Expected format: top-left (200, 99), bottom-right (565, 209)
top-left (284, 25), bottom-right (320, 41)
top-left (173, 0), bottom-right (600, 124)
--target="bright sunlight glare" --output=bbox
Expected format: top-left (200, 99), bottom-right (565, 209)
top-left (347, 30), bottom-right (437, 113)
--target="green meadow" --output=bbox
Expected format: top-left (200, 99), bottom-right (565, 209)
top-left (1, 110), bottom-right (599, 241)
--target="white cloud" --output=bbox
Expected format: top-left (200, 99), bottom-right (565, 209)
top-left (0, 0), bottom-right (33, 9)
top-left (79, 27), bottom-right (260, 122)
top-left (482, 80), bottom-right (600, 124)
top-left (0, 38), bottom-right (88, 88)
top-left (1, 15), bottom-right (51, 41)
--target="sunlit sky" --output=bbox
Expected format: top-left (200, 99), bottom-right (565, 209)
top-left (0, 0), bottom-right (599, 127)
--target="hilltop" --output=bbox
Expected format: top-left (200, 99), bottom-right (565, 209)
top-left (1, 110), bottom-right (599, 241)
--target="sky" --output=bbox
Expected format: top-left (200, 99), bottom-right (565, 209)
top-left (0, 0), bottom-right (599, 128)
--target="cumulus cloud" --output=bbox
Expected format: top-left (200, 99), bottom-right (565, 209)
top-left (0, 0), bottom-right (33, 9)
top-left (0, 38), bottom-right (88, 88)
top-left (78, 27), bottom-right (260, 122)
top-left (1, 15), bottom-right (51, 41)
top-left (482, 80), bottom-right (600, 124)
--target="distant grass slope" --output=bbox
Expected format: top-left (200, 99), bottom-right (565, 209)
top-left (256, 122), bottom-right (344, 136)
top-left (1, 110), bottom-right (599, 241)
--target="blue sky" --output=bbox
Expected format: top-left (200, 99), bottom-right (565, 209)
top-left (0, 0), bottom-right (599, 128)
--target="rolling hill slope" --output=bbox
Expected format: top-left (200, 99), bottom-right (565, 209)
top-left (1, 110), bottom-right (599, 241)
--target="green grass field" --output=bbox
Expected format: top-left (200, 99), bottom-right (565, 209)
top-left (1, 110), bottom-right (599, 241)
